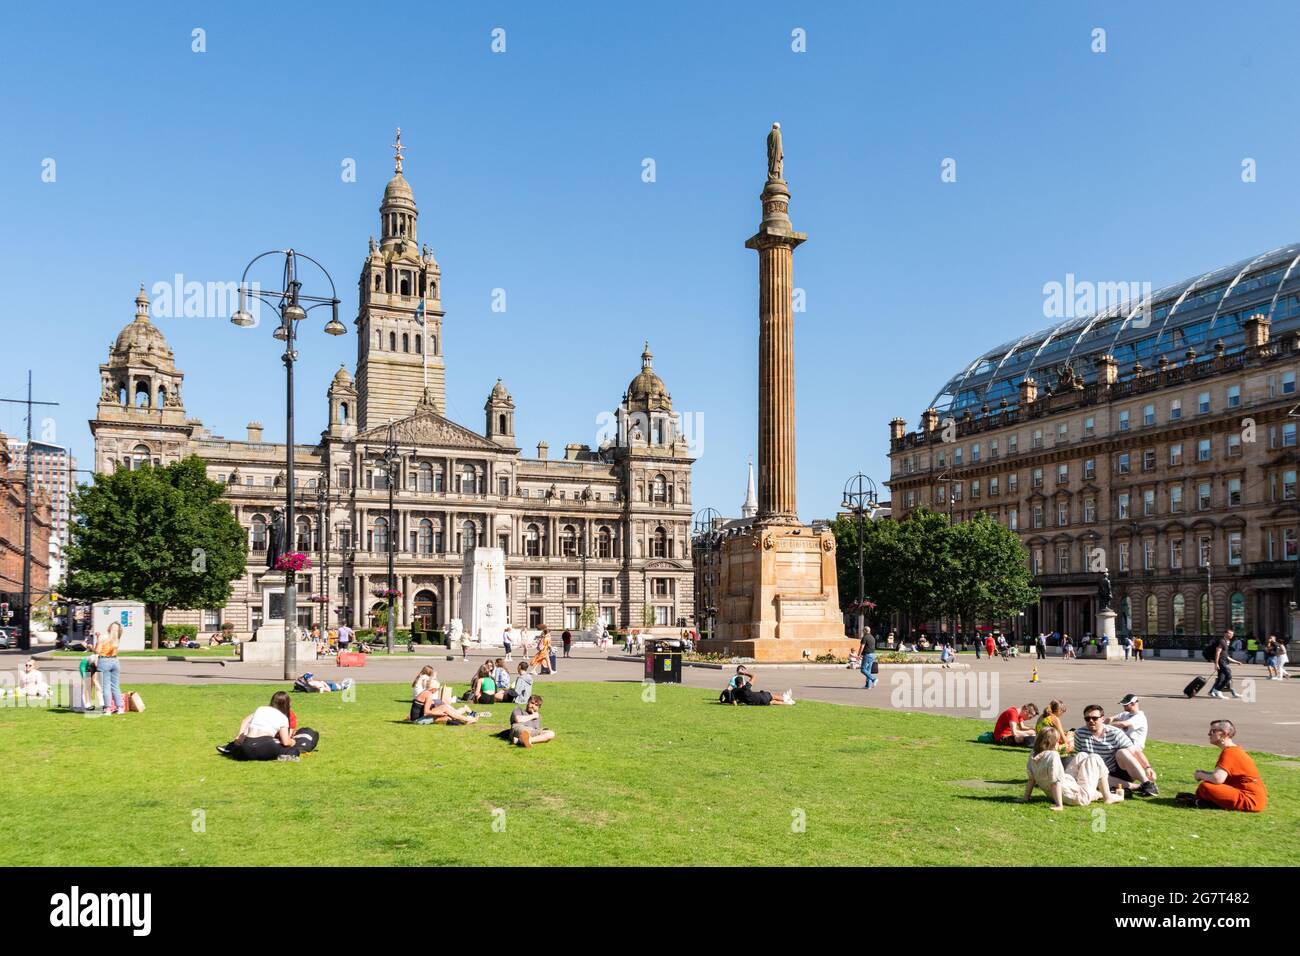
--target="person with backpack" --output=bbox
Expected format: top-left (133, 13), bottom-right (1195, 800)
top-left (217, 691), bottom-right (319, 761)
top-left (1208, 630), bottom-right (1241, 699)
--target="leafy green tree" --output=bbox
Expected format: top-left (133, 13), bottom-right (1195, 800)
top-left (64, 456), bottom-right (248, 648)
top-left (946, 514), bottom-right (1039, 630)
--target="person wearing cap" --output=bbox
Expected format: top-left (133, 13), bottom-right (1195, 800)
top-left (1105, 694), bottom-right (1156, 783)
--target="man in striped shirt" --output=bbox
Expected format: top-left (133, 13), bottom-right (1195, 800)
top-left (1073, 704), bottom-right (1159, 797)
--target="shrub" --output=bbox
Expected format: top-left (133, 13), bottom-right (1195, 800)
top-left (430, 629), bottom-right (445, 646)
top-left (163, 624), bottom-right (199, 641)
top-left (354, 628), bottom-right (375, 643)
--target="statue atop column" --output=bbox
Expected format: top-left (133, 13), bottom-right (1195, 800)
top-left (766, 122), bottom-right (783, 181)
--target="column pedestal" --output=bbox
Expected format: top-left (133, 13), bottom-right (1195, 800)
top-left (1095, 608), bottom-right (1124, 659)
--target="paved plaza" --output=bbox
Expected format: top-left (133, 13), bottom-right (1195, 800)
top-left (14, 646), bottom-right (1297, 755)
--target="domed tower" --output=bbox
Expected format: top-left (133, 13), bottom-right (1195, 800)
top-left (90, 286), bottom-right (193, 473)
top-left (326, 364), bottom-right (359, 440)
top-left (484, 378), bottom-right (516, 447)
top-left (355, 128), bottom-right (447, 428)
top-left (618, 342), bottom-right (676, 446)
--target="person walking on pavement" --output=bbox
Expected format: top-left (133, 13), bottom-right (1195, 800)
top-left (1036, 631), bottom-right (1047, 660)
top-left (858, 626), bottom-right (878, 690)
top-left (1209, 629), bottom-right (1241, 699)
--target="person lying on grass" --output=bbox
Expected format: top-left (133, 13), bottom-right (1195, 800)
top-left (509, 695), bottom-right (555, 748)
top-left (218, 691), bottom-right (318, 761)
top-left (1020, 727), bottom-right (1124, 810)
top-left (1176, 720), bottom-right (1268, 812)
top-left (731, 673), bottom-right (795, 706)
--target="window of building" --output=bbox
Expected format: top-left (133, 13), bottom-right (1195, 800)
top-left (1032, 548), bottom-right (1043, 575)
top-left (1227, 478), bottom-right (1241, 506)
top-left (1197, 438), bottom-right (1211, 462)
top-left (601, 577), bottom-right (615, 596)
top-left (1284, 469), bottom-right (1297, 501)
top-left (1057, 423), bottom-right (1068, 443)
top-left (1146, 595), bottom-right (1158, 634)
top-left (1083, 498), bottom-right (1096, 522)
top-left (1083, 458), bottom-right (1095, 479)
top-left (1057, 501), bottom-right (1069, 526)
top-left (560, 525), bottom-right (577, 557)
top-left (954, 448), bottom-right (963, 465)
top-left (1226, 433), bottom-right (1241, 457)
top-left (1284, 371), bottom-right (1297, 395)
top-left (1169, 443), bottom-right (1183, 466)
top-left (1169, 485), bottom-right (1183, 513)
top-left (1118, 410), bottom-right (1130, 432)
top-left (1169, 398), bottom-right (1182, 421)
top-left (1117, 541), bottom-right (1129, 572)
top-left (652, 527), bottom-right (668, 558)
top-left (1143, 539), bottom-right (1155, 570)
top-left (1117, 493), bottom-right (1130, 519)
top-left (971, 480), bottom-right (980, 499)
top-left (971, 444), bottom-right (981, 463)
top-left (1226, 385), bottom-right (1241, 408)
top-left (1057, 464), bottom-right (1068, 484)
top-left (1031, 505), bottom-right (1043, 529)
top-left (1032, 467), bottom-right (1043, 488)
top-left (1117, 453), bottom-right (1130, 475)
top-left (525, 524), bottom-right (541, 557)
top-left (1008, 509), bottom-right (1018, 531)
top-left (1142, 449), bottom-right (1156, 472)
top-left (1032, 429), bottom-right (1042, 449)
top-left (1198, 481), bottom-right (1212, 510)
top-left (564, 606), bottom-right (580, 629)
top-left (1143, 489), bottom-right (1155, 516)
top-left (1285, 423), bottom-right (1298, 448)
top-left (989, 477), bottom-right (1000, 496)
top-left (251, 515), bottom-right (267, 551)
top-left (1170, 539), bottom-right (1183, 570)
top-left (1172, 593), bottom-right (1185, 634)
top-left (1228, 532), bottom-right (1242, 566)
top-left (529, 576), bottom-right (543, 596)
top-left (990, 439), bottom-right (999, 459)
top-left (1143, 404), bottom-right (1155, 427)
top-left (1008, 473), bottom-right (1018, 492)
top-left (565, 577), bottom-right (579, 596)
top-left (1056, 545), bottom-right (1070, 573)
top-left (202, 609), bottom-right (221, 632)
top-left (1008, 434), bottom-right (1018, 453)
top-left (1198, 535), bottom-right (1212, 567)
top-left (1084, 416), bottom-right (1095, 437)
top-left (1198, 391), bottom-right (1211, 414)
top-left (528, 606), bottom-right (544, 629)
top-left (498, 476), bottom-right (510, 496)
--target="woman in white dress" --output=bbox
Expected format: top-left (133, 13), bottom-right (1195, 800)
top-left (1020, 727), bottom-right (1124, 810)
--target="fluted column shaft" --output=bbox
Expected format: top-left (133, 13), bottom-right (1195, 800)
top-left (756, 240), bottom-right (798, 521)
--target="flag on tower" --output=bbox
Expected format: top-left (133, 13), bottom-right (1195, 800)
top-left (414, 299), bottom-right (425, 326)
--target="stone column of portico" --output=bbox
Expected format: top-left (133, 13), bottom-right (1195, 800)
top-left (745, 167), bottom-right (805, 523)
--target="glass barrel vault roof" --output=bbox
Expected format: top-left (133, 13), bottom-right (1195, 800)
top-left (928, 243), bottom-right (1300, 419)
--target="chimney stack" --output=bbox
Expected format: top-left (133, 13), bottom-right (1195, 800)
top-left (1244, 313), bottom-right (1271, 347)
top-left (536, 440), bottom-right (549, 460)
top-left (247, 421), bottom-right (264, 442)
top-left (921, 407), bottom-right (940, 435)
top-left (889, 417), bottom-right (907, 441)
top-left (1096, 355), bottom-right (1118, 386)
top-left (1019, 378), bottom-right (1038, 406)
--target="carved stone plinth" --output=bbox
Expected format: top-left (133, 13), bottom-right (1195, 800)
top-left (698, 522), bottom-right (855, 662)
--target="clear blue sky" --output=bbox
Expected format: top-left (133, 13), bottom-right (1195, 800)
top-left (4, 1), bottom-right (1300, 519)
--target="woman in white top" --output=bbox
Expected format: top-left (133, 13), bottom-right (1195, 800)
top-left (217, 691), bottom-right (306, 760)
top-left (19, 658), bottom-right (49, 698)
top-left (1021, 727), bottom-right (1124, 810)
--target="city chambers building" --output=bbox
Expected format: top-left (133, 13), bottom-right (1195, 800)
top-left (88, 143), bottom-right (695, 637)
top-left (887, 245), bottom-right (1300, 643)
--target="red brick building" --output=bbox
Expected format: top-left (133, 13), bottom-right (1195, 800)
top-left (0, 431), bottom-right (53, 613)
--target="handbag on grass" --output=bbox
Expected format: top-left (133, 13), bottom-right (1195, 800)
top-left (126, 691), bottom-right (145, 713)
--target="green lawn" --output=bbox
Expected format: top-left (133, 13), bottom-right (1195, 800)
top-left (2, 682), bottom-right (1296, 866)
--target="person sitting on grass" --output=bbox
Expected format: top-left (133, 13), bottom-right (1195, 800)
top-left (409, 679), bottom-right (484, 725)
top-left (511, 661), bottom-right (535, 707)
top-left (471, 663), bottom-right (508, 704)
top-left (509, 694), bottom-right (555, 748)
top-left (1073, 704), bottom-right (1158, 797)
top-left (731, 673), bottom-right (795, 706)
top-left (1104, 693), bottom-right (1156, 783)
top-left (1020, 727), bottom-right (1124, 810)
top-left (19, 658), bottom-right (50, 699)
top-left (1176, 720), bottom-right (1268, 812)
top-left (993, 702), bottom-right (1039, 746)
top-left (217, 691), bottom-right (317, 761)
top-left (491, 658), bottom-right (512, 697)
top-left (1034, 700), bottom-right (1074, 754)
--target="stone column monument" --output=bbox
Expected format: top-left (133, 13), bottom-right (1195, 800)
top-left (699, 124), bottom-right (855, 662)
top-left (461, 546), bottom-right (507, 646)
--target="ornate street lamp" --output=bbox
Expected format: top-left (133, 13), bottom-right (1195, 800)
top-left (232, 250), bottom-right (343, 678)
top-left (691, 507), bottom-right (723, 638)
top-left (362, 421), bottom-right (411, 653)
top-left (841, 473), bottom-right (880, 640)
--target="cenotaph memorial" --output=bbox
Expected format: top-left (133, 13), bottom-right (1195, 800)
top-left (461, 546), bottom-right (508, 646)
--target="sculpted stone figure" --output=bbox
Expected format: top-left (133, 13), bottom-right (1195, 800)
top-left (1098, 570), bottom-right (1113, 611)
top-left (266, 506), bottom-right (286, 569)
top-left (767, 122), bottom-right (783, 180)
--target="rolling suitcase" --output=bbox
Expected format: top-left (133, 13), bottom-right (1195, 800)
top-left (1184, 675), bottom-right (1208, 698)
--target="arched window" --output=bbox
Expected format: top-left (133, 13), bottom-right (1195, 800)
top-left (462, 521), bottom-right (477, 551)
top-left (463, 467), bottom-right (477, 494)
top-left (296, 516), bottom-right (312, 552)
top-left (560, 525), bottom-right (577, 557)
top-left (375, 330), bottom-right (382, 348)
top-left (1200, 592), bottom-right (1210, 634)
top-left (340, 402), bottom-right (349, 424)
top-left (400, 276), bottom-right (411, 296)
top-left (498, 414), bottom-right (507, 433)
top-left (251, 515), bottom-right (267, 552)
top-left (1172, 594), bottom-right (1185, 635)
top-left (431, 335), bottom-right (438, 355)
top-left (1230, 592), bottom-right (1245, 631)
top-left (373, 517), bottom-right (389, 553)
top-left (525, 523), bottom-right (541, 557)
top-left (414, 335), bottom-right (422, 354)
top-left (117, 383), bottom-right (127, 406)
top-left (389, 332), bottom-right (397, 351)
top-left (1145, 595), bottom-right (1158, 635)
top-left (131, 444), bottom-right (151, 470)
top-left (402, 333), bottom-right (410, 352)
top-left (653, 527), bottom-right (668, 558)
top-left (652, 475), bottom-right (667, 503)
top-left (373, 274), bottom-right (382, 292)
top-left (1120, 595), bottom-right (1132, 633)
top-left (418, 518), bottom-right (433, 554)
top-left (417, 462), bottom-right (433, 492)
top-left (597, 526), bottom-right (613, 558)
top-left (157, 385), bottom-right (167, 407)
top-left (135, 381), bottom-right (151, 408)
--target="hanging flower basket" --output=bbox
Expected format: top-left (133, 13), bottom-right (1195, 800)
top-left (849, 599), bottom-right (877, 612)
top-left (371, 587), bottom-right (402, 599)
top-left (275, 552), bottom-right (313, 573)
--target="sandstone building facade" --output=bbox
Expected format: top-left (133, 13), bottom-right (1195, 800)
top-left (887, 244), bottom-right (1300, 642)
top-left (89, 144), bottom-right (695, 636)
